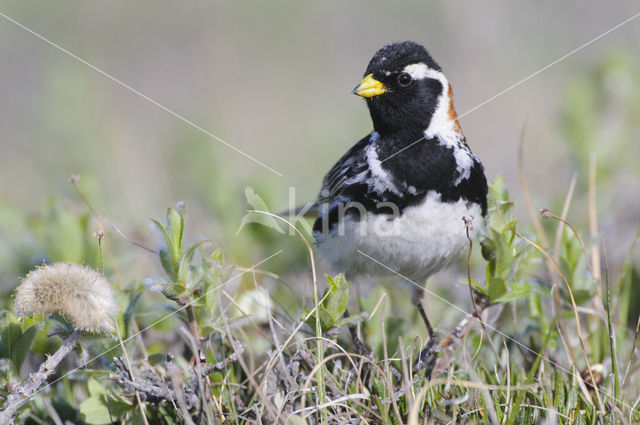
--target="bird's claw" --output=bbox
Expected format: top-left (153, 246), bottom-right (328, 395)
top-left (413, 333), bottom-right (441, 379)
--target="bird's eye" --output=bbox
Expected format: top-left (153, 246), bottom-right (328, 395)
top-left (397, 73), bottom-right (412, 87)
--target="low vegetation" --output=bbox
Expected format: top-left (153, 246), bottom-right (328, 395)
top-left (1, 55), bottom-right (639, 424)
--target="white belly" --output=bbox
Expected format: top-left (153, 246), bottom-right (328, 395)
top-left (315, 191), bottom-right (483, 282)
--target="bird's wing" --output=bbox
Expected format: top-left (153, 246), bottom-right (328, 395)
top-left (275, 137), bottom-right (370, 218)
top-left (276, 137), bottom-right (371, 218)
top-left (319, 135), bottom-right (371, 203)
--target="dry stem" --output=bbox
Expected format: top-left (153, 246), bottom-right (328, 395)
top-left (0, 330), bottom-right (83, 424)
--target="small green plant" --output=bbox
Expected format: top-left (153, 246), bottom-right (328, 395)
top-left (476, 175), bottom-right (535, 305)
top-left (151, 203), bottom-right (232, 334)
top-left (305, 274), bottom-right (365, 333)
top-left (0, 182), bottom-right (638, 423)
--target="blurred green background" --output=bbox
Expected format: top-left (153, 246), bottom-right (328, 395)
top-left (1, 1), bottom-right (639, 290)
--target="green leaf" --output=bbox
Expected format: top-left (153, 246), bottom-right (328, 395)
top-left (332, 273), bottom-right (349, 288)
top-left (0, 322), bottom-right (22, 359)
top-left (488, 277), bottom-right (507, 302)
top-left (152, 204), bottom-right (187, 281)
top-left (324, 284), bottom-right (349, 322)
top-left (104, 397), bottom-right (133, 420)
top-left (333, 312), bottom-right (367, 328)
top-left (571, 289), bottom-right (594, 305)
top-left (463, 278), bottom-right (487, 296)
top-left (10, 324), bottom-right (38, 375)
top-left (123, 292), bottom-right (143, 337)
top-left (528, 293), bottom-right (543, 318)
top-left (371, 377), bottom-right (387, 397)
top-left (148, 353), bottom-right (167, 365)
top-left (150, 219), bottom-right (170, 247)
top-left (208, 371), bottom-right (224, 396)
top-left (152, 221), bottom-right (176, 280)
top-left (80, 396), bottom-right (112, 425)
top-left (210, 248), bottom-right (224, 261)
top-left (82, 378), bottom-right (133, 424)
top-left (553, 371), bottom-right (565, 409)
top-left (567, 370), bottom-right (579, 410)
top-left (493, 282), bottom-right (532, 303)
top-left (156, 281), bottom-right (186, 299)
top-left (87, 377), bottom-right (106, 397)
top-left (178, 240), bottom-right (210, 283)
top-left (317, 307), bottom-right (334, 330)
top-left (0, 322), bottom-right (38, 376)
top-left (313, 274), bottom-right (352, 329)
top-left (488, 175), bottom-right (507, 204)
top-left (491, 229), bottom-right (510, 275)
top-left (236, 186), bottom-right (285, 235)
top-left (167, 205), bottom-right (185, 254)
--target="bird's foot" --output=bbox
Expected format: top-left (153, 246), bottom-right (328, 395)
top-left (413, 332), bottom-right (441, 379)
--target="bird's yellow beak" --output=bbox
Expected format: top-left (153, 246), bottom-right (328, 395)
top-left (352, 73), bottom-right (386, 98)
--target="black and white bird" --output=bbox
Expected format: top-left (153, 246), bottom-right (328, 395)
top-left (309, 41), bottom-right (488, 336)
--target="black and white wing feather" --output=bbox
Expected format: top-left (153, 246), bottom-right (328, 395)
top-left (318, 136), bottom-right (371, 204)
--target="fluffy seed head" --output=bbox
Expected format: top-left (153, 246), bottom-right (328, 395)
top-left (14, 263), bottom-right (119, 333)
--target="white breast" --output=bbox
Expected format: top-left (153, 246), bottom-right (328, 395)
top-left (315, 191), bottom-right (483, 283)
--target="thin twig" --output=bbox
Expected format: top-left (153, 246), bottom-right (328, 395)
top-left (622, 314), bottom-right (640, 388)
top-left (463, 216), bottom-right (479, 316)
top-left (167, 364), bottom-right (197, 425)
top-left (0, 331), bottom-right (83, 424)
top-left (462, 216), bottom-right (499, 362)
top-left (114, 320), bottom-right (150, 425)
top-left (110, 343), bottom-right (245, 411)
top-left (95, 229), bottom-right (105, 275)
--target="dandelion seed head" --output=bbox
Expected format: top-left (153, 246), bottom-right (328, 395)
top-left (15, 263), bottom-right (118, 333)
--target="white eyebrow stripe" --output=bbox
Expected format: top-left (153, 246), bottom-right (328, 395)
top-left (403, 62), bottom-right (438, 80)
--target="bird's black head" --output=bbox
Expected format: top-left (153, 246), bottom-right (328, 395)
top-left (353, 41), bottom-right (448, 136)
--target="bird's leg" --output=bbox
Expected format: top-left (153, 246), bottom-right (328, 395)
top-left (411, 288), bottom-right (434, 338)
top-left (412, 287), bottom-right (440, 378)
